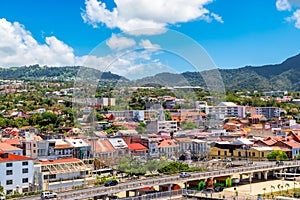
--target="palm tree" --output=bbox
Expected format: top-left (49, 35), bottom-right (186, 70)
top-left (278, 184), bottom-right (282, 195)
top-left (262, 188), bottom-right (266, 196)
top-left (285, 183), bottom-right (290, 193)
top-left (271, 185), bottom-right (275, 195)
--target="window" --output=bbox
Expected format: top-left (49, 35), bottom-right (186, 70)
top-left (252, 152), bottom-right (255, 157)
top-left (6, 163), bottom-right (13, 167)
top-left (22, 161), bottom-right (28, 166)
top-left (22, 188), bottom-right (29, 193)
top-left (262, 152), bottom-right (264, 157)
top-left (6, 170), bottom-right (13, 175)
top-left (22, 168), bottom-right (29, 173)
top-left (238, 152), bottom-right (241, 157)
top-left (224, 151), bottom-right (227, 156)
top-left (22, 178), bottom-right (28, 183)
top-left (6, 180), bottom-right (13, 185)
top-left (33, 144), bottom-right (36, 147)
top-left (218, 151), bottom-right (220, 156)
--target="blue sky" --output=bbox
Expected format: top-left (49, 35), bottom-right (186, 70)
top-left (0, 0), bottom-right (300, 78)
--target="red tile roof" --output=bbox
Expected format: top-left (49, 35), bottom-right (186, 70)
top-left (158, 139), bottom-right (178, 147)
top-left (0, 142), bottom-right (22, 151)
top-left (128, 143), bottom-right (148, 151)
top-left (0, 152), bottom-right (31, 162)
top-left (4, 138), bottom-right (21, 145)
top-left (284, 140), bottom-right (300, 148)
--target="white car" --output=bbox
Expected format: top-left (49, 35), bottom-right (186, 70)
top-left (40, 191), bottom-right (57, 199)
top-left (179, 172), bottom-right (191, 178)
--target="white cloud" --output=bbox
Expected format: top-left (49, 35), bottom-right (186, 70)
top-left (286, 9), bottom-right (300, 28)
top-left (106, 34), bottom-right (136, 50)
top-left (81, 0), bottom-right (221, 35)
top-left (276, 0), bottom-right (291, 11)
top-left (0, 18), bottom-right (76, 67)
top-left (139, 39), bottom-right (160, 49)
top-left (211, 13), bottom-right (224, 23)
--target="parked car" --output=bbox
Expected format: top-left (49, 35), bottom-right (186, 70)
top-left (222, 158), bottom-right (232, 162)
top-left (104, 180), bottom-right (118, 187)
top-left (214, 186), bottom-right (224, 192)
top-left (201, 188), bottom-right (214, 194)
top-left (40, 191), bottom-right (57, 199)
top-left (179, 172), bottom-right (191, 178)
top-left (276, 161), bottom-right (284, 165)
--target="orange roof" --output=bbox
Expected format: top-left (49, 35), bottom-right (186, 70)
top-left (128, 143), bottom-right (148, 151)
top-left (0, 152), bottom-right (31, 162)
top-left (39, 158), bottom-right (81, 165)
top-left (4, 138), bottom-right (21, 145)
top-left (54, 144), bottom-right (73, 149)
top-left (0, 142), bottom-right (22, 151)
top-left (250, 115), bottom-right (264, 119)
top-left (284, 140), bottom-right (300, 148)
top-left (158, 139), bottom-right (178, 147)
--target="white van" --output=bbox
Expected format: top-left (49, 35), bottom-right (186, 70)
top-left (40, 191), bottom-right (57, 199)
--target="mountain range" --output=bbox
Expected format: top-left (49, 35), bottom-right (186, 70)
top-left (0, 53), bottom-right (299, 91)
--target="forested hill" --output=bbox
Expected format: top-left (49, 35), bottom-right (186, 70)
top-left (134, 53), bottom-right (300, 91)
top-left (219, 53), bottom-right (300, 91)
top-left (0, 65), bottom-right (126, 81)
top-left (1, 53), bottom-right (300, 90)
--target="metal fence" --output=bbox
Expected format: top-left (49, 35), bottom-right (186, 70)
top-left (119, 189), bottom-right (196, 200)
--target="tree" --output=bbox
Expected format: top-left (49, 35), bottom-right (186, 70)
top-left (278, 184), bottom-right (282, 195)
top-left (181, 120), bottom-right (198, 130)
top-left (135, 122), bottom-right (147, 134)
top-left (267, 150), bottom-right (288, 161)
top-left (270, 185), bottom-right (275, 195)
top-left (285, 183), bottom-right (290, 193)
top-left (262, 188), bottom-right (266, 196)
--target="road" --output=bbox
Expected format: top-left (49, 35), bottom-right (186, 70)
top-left (15, 161), bottom-right (300, 200)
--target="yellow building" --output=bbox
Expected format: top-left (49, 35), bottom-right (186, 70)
top-left (209, 147), bottom-right (232, 160)
top-left (233, 146), bottom-right (272, 161)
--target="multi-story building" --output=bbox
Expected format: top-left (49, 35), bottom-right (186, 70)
top-left (65, 139), bottom-right (91, 159)
top-left (206, 102), bottom-right (246, 120)
top-left (146, 120), bottom-right (177, 134)
top-left (0, 152), bottom-right (34, 194)
top-left (35, 158), bottom-right (94, 191)
top-left (175, 137), bottom-right (208, 160)
top-left (250, 107), bottom-right (281, 120)
top-left (157, 139), bottom-right (179, 159)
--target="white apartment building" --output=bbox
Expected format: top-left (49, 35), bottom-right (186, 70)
top-left (0, 152), bottom-right (34, 194)
top-left (206, 102), bottom-right (246, 120)
top-left (146, 120), bottom-right (178, 133)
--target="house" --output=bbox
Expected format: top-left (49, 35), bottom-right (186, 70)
top-left (175, 137), bottom-right (208, 160)
top-left (140, 136), bottom-right (162, 159)
top-left (128, 143), bottom-right (148, 158)
top-left (0, 152), bottom-right (34, 194)
top-left (0, 142), bottom-right (23, 155)
top-left (108, 138), bottom-right (130, 157)
top-left (86, 139), bottom-right (115, 158)
top-left (65, 139), bottom-right (91, 159)
top-left (233, 146), bottom-right (273, 161)
top-left (157, 139), bottom-right (179, 160)
top-left (52, 139), bottom-right (74, 159)
top-left (36, 158), bottom-right (94, 191)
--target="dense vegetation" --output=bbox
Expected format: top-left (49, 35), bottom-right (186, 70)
top-left (0, 53), bottom-right (300, 90)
